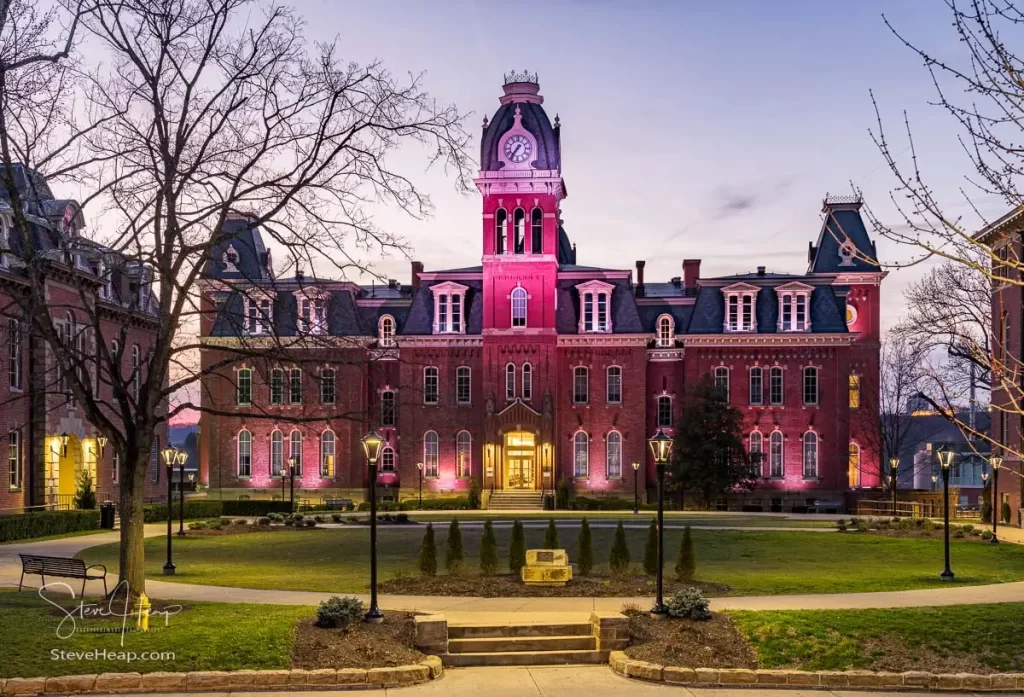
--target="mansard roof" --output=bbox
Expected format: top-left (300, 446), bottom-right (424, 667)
top-left (808, 199), bottom-right (880, 274)
top-left (636, 303), bottom-right (693, 334)
top-left (686, 280), bottom-right (848, 334)
top-left (554, 278), bottom-right (644, 334)
top-left (401, 280), bottom-right (484, 335)
top-left (480, 89), bottom-right (560, 172)
top-left (202, 217), bottom-right (273, 282)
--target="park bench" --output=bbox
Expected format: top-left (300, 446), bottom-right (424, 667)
top-left (324, 498), bottom-right (354, 511)
top-left (18, 554), bottom-right (108, 597)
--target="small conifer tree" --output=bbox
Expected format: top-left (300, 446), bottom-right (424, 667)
top-left (418, 523), bottom-right (437, 576)
top-left (609, 520), bottom-right (631, 574)
top-left (643, 519), bottom-right (659, 575)
top-left (577, 517), bottom-right (594, 576)
top-left (509, 520), bottom-right (527, 574)
top-left (445, 519), bottom-right (464, 574)
top-left (480, 520), bottom-right (499, 575)
top-left (75, 470), bottom-right (97, 510)
top-left (676, 524), bottom-right (696, 582)
top-left (544, 518), bottom-right (559, 549)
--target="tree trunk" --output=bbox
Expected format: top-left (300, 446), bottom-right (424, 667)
top-left (117, 451), bottom-right (147, 597)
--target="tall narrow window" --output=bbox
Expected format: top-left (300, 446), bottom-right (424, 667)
top-left (8, 429), bottom-right (20, 489)
top-left (320, 369), bottom-right (335, 405)
top-left (379, 315), bottom-right (396, 347)
top-left (657, 315), bottom-right (673, 347)
top-left (573, 366), bottom-right (589, 405)
top-left (237, 430), bottom-right (252, 477)
top-left (803, 367), bottom-right (818, 406)
top-left (513, 208), bottom-right (526, 254)
top-left (451, 294), bottom-right (462, 333)
top-left (270, 368), bottom-right (283, 405)
top-left (583, 292), bottom-right (593, 330)
top-left (505, 363), bottom-right (516, 400)
top-left (8, 318), bottom-right (20, 390)
top-left (438, 294), bottom-right (448, 332)
top-left (522, 363), bottom-right (533, 401)
top-left (796, 295), bottom-right (807, 330)
top-left (802, 432), bottom-right (818, 478)
top-left (657, 396), bottom-right (673, 428)
top-left (769, 367), bottom-right (784, 405)
top-left (456, 431), bottom-right (471, 478)
top-left (320, 431), bottom-right (335, 477)
top-left (742, 295), bottom-right (754, 330)
top-left (727, 295), bottom-right (739, 331)
top-left (381, 447), bottom-right (396, 472)
top-left (424, 367), bottom-right (439, 404)
top-left (714, 367), bottom-right (729, 402)
top-left (749, 431), bottom-right (763, 477)
top-left (299, 298), bottom-right (311, 333)
top-left (381, 390), bottom-right (396, 426)
top-left (531, 207), bottom-right (543, 253)
top-left (131, 345), bottom-right (140, 401)
top-left (457, 367), bottom-right (471, 405)
top-left (271, 430), bottom-right (283, 476)
top-left (495, 208), bottom-right (507, 254)
top-left (849, 374), bottom-right (861, 409)
top-left (423, 431), bottom-right (439, 477)
top-left (289, 429), bottom-right (302, 475)
top-left (237, 368), bottom-right (252, 405)
top-left (597, 294), bottom-right (608, 331)
top-left (606, 431), bottom-right (622, 478)
top-left (289, 368), bottom-right (302, 404)
top-left (511, 287), bottom-right (527, 327)
top-left (848, 442), bottom-right (861, 488)
top-left (749, 367), bottom-right (763, 405)
top-left (574, 431), bottom-right (589, 477)
top-left (606, 366), bottom-right (622, 404)
top-left (769, 431), bottom-right (783, 477)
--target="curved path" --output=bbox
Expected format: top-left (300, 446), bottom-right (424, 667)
top-left (3, 523), bottom-right (1024, 620)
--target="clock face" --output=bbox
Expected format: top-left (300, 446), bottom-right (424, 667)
top-left (503, 134), bottom-right (532, 164)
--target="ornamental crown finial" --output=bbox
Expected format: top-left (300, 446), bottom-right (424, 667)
top-left (504, 69), bottom-right (538, 85)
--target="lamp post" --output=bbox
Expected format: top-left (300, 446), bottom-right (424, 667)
top-left (937, 445), bottom-right (955, 582)
top-left (931, 471), bottom-right (938, 518)
top-left (631, 461), bottom-right (641, 515)
top-left (287, 458), bottom-right (297, 512)
top-left (176, 450), bottom-right (188, 537)
top-left (416, 462), bottom-right (423, 509)
top-left (160, 446), bottom-right (177, 575)
top-left (361, 430), bottom-right (385, 624)
top-left (889, 456), bottom-right (899, 516)
top-left (647, 430), bottom-right (674, 619)
top-left (60, 432), bottom-right (70, 457)
top-left (990, 455), bottom-right (1003, 544)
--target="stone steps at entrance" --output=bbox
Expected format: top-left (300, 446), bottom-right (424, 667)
top-left (448, 622), bottom-right (592, 639)
top-left (486, 491), bottom-right (545, 511)
top-left (441, 649), bottom-right (608, 667)
top-left (441, 620), bottom-right (604, 667)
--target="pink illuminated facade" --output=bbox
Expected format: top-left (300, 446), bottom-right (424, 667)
top-left (198, 74), bottom-right (883, 510)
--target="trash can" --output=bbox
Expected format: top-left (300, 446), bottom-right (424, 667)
top-left (100, 502), bottom-right (116, 529)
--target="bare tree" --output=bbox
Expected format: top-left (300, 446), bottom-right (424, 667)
top-left (0, 0), bottom-right (469, 594)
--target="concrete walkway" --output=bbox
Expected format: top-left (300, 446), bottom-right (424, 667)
top-left (109, 666), bottom-right (1015, 697)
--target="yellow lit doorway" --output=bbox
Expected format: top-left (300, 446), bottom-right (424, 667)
top-left (504, 431), bottom-right (536, 489)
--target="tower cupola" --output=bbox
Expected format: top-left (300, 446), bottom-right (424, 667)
top-left (480, 71), bottom-right (561, 172)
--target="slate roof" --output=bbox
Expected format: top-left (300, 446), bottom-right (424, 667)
top-left (480, 99), bottom-right (560, 171)
top-left (203, 217), bottom-right (272, 282)
top-left (687, 283), bottom-right (848, 334)
top-left (554, 278), bottom-right (644, 334)
top-left (401, 280), bottom-right (484, 335)
top-left (637, 304), bottom-right (693, 334)
top-left (557, 225), bottom-right (576, 265)
top-left (641, 282), bottom-right (693, 298)
top-left (808, 205), bottom-right (880, 274)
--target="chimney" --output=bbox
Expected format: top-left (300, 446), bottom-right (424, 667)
top-left (683, 259), bottom-right (701, 292)
top-left (757, 266), bottom-right (766, 277)
top-left (295, 269), bottom-right (304, 282)
top-left (411, 260), bottom-right (424, 291)
top-left (635, 260), bottom-right (645, 296)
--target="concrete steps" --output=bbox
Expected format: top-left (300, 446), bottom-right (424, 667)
top-left (486, 491), bottom-right (545, 511)
top-left (442, 649), bottom-right (608, 667)
top-left (441, 621), bottom-right (606, 667)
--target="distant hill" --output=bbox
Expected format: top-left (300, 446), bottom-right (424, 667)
top-left (169, 424), bottom-right (198, 446)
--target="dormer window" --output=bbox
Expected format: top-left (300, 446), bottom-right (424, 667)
top-left (777, 283), bottom-right (813, 332)
top-left (222, 244), bottom-right (240, 273)
top-left (0, 214), bottom-right (10, 268)
top-left (430, 281), bottom-right (468, 334)
top-left (246, 295), bottom-right (273, 334)
top-left (722, 283), bottom-right (758, 332)
top-left (295, 289), bottom-right (328, 335)
top-left (379, 315), bottom-right (396, 347)
top-left (656, 314), bottom-right (674, 347)
top-left (576, 280), bottom-right (614, 333)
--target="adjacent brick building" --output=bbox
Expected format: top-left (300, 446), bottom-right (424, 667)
top-left (198, 74), bottom-right (883, 510)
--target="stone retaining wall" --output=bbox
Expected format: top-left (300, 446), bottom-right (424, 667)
top-left (609, 651), bottom-right (1024, 692)
top-left (0, 658), bottom-right (442, 695)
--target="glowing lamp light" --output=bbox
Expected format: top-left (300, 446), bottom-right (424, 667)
top-left (59, 432), bottom-right (70, 457)
top-left (97, 435), bottom-right (108, 455)
top-left (161, 446), bottom-right (177, 468)
top-left (889, 456), bottom-right (899, 472)
top-left (991, 455), bottom-right (1003, 471)
top-left (416, 462), bottom-right (423, 471)
top-left (631, 461), bottom-right (641, 472)
top-left (361, 430), bottom-right (385, 466)
top-left (647, 430), bottom-right (674, 465)
top-left (936, 445), bottom-right (954, 471)
top-left (176, 450), bottom-right (188, 466)
top-left (982, 471), bottom-right (990, 483)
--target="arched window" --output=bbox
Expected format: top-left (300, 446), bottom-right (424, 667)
top-left (531, 207), bottom-right (543, 253)
top-left (237, 430), bottom-right (252, 476)
top-left (505, 363), bottom-right (516, 400)
top-left (320, 430), bottom-right (335, 477)
top-left (769, 431), bottom-right (783, 478)
top-left (270, 430), bottom-right (283, 476)
top-left (456, 431), bottom-right (471, 478)
top-left (320, 368), bottom-right (335, 405)
top-left (513, 208), bottom-right (526, 254)
top-left (657, 395), bottom-right (673, 428)
top-left (714, 366), bottom-right (729, 402)
top-left (381, 389), bottom-right (396, 426)
top-left (379, 315), bottom-right (396, 347)
top-left (574, 431), bottom-right (589, 477)
top-left (749, 431), bottom-right (764, 477)
top-left (236, 368), bottom-right (252, 405)
top-left (522, 363), bottom-right (533, 401)
top-left (749, 366), bottom-right (763, 406)
top-left (802, 431), bottom-right (818, 479)
top-left (848, 442), bottom-right (861, 488)
top-left (657, 315), bottom-right (674, 347)
top-left (289, 429), bottom-right (303, 475)
top-left (573, 366), bottom-right (589, 405)
top-left (495, 208), bottom-right (508, 254)
top-left (381, 446), bottom-right (396, 472)
top-left (802, 367), bottom-right (818, 406)
top-left (423, 431), bottom-right (439, 477)
top-left (131, 345), bottom-right (140, 401)
top-left (423, 366), bottom-right (439, 404)
top-left (769, 366), bottom-right (784, 405)
top-left (511, 287), bottom-right (527, 327)
top-left (606, 366), bottom-right (622, 404)
top-left (606, 431), bottom-right (622, 478)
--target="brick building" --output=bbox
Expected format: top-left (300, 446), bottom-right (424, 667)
top-left (198, 74), bottom-right (883, 510)
top-left (0, 165), bottom-right (164, 513)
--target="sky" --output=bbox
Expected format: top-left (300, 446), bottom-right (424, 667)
top-left (268, 0), bottom-right (995, 332)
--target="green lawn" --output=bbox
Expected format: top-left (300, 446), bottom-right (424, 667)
top-left (0, 591), bottom-right (308, 678)
top-left (80, 525), bottom-right (1024, 596)
top-left (406, 512), bottom-right (837, 528)
top-left (731, 603), bottom-right (1024, 672)
top-left (0, 529), bottom-right (109, 545)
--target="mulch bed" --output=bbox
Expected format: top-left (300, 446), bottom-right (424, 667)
top-left (291, 613), bottom-right (426, 669)
top-left (379, 573), bottom-right (728, 598)
top-left (625, 611), bottom-right (758, 669)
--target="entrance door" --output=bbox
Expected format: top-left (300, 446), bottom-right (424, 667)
top-left (508, 457), bottom-right (535, 489)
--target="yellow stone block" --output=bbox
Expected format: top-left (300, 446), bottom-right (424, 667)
top-left (521, 564), bottom-right (572, 586)
top-left (525, 549), bottom-right (569, 566)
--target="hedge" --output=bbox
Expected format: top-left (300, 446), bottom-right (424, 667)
top-left (142, 499), bottom-right (295, 522)
top-left (0, 510), bottom-right (101, 542)
top-left (568, 496), bottom-right (659, 511)
top-left (222, 500), bottom-right (293, 516)
top-left (357, 497), bottom-right (471, 512)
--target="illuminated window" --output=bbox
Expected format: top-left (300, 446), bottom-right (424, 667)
top-left (457, 431), bottom-right (471, 478)
top-left (848, 442), bottom-right (861, 487)
top-left (423, 431), bottom-right (439, 477)
top-left (769, 431), bottom-right (783, 478)
top-left (320, 431), bottom-right (335, 477)
top-left (849, 374), bottom-right (860, 409)
top-left (289, 430), bottom-right (302, 475)
top-left (574, 431), bottom-right (589, 477)
top-left (270, 430), bottom-right (283, 476)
